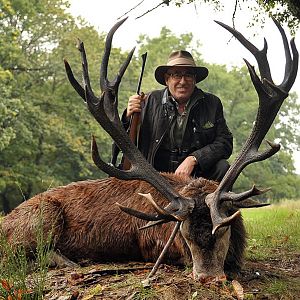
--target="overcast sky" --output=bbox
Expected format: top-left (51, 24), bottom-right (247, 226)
top-left (68, 0), bottom-right (300, 173)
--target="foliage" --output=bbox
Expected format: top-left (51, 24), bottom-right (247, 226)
top-left (0, 0), bottom-right (126, 212)
top-left (0, 69), bottom-right (22, 152)
top-left (138, 0), bottom-right (300, 32)
top-left (256, 0), bottom-right (300, 31)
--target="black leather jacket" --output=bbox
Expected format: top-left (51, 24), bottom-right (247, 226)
top-left (137, 87), bottom-right (233, 174)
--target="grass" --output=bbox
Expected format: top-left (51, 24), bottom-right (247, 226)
top-left (264, 278), bottom-right (289, 294)
top-left (241, 200), bottom-right (300, 298)
top-left (242, 199), bottom-right (300, 260)
top-left (0, 204), bottom-right (54, 299)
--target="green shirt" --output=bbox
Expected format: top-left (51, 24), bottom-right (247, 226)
top-left (171, 96), bottom-right (198, 149)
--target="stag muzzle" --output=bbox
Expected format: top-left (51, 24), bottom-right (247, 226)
top-left (181, 219), bottom-right (231, 284)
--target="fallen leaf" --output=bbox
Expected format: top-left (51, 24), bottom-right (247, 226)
top-left (90, 284), bottom-right (103, 295)
top-left (82, 284), bottom-right (104, 300)
top-left (1, 279), bottom-right (12, 291)
top-left (70, 272), bottom-right (84, 280)
top-left (232, 279), bottom-right (244, 300)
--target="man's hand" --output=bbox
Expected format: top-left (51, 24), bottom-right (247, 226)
top-left (126, 94), bottom-right (145, 118)
top-left (175, 156), bottom-right (197, 178)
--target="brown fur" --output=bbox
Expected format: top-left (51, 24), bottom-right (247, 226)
top-left (1, 173), bottom-right (245, 274)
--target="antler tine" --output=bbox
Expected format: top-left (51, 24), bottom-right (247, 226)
top-left (282, 37), bottom-right (299, 91)
top-left (115, 202), bottom-right (169, 222)
top-left (271, 17), bottom-right (299, 91)
top-left (214, 20), bottom-right (273, 83)
top-left (100, 18), bottom-right (126, 89)
top-left (63, 37), bottom-right (96, 104)
top-left (272, 18), bottom-right (292, 83)
top-left (66, 19), bottom-right (195, 222)
top-left (64, 59), bottom-right (85, 100)
top-left (100, 18), bottom-right (134, 99)
top-left (206, 19), bottom-right (298, 234)
top-left (77, 39), bottom-right (94, 100)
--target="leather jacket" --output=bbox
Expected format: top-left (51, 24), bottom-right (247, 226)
top-left (137, 87), bottom-right (233, 174)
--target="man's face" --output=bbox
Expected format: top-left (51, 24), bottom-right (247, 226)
top-left (164, 67), bottom-right (196, 103)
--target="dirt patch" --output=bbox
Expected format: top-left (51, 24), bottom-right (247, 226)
top-left (42, 254), bottom-right (300, 299)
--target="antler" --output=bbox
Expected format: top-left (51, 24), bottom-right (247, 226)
top-left (64, 18), bottom-right (194, 222)
top-left (206, 18), bottom-right (298, 234)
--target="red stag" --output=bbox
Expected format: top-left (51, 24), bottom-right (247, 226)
top-left (1, 18), bottom-right (298, 283)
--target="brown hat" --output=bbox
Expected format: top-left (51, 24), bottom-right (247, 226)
top-left (155, 50), bottom-right (209, 85)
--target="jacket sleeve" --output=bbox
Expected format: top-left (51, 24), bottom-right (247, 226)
top-left (191, 98), bottom-right (233, 172)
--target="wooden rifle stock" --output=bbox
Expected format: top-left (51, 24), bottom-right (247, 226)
top-left (122, 53), bottom-right (147, 170)
top-left (122, 112), bottom-right (141, 170)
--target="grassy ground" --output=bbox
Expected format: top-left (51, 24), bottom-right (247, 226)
top-left (243, 200), bottom-right (300, 259)
top-left (240, 200), bottom-right (300, 299)
top-left (1, 200), bottom-right (299, 299)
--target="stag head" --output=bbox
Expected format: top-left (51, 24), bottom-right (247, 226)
top-left (64, 18), bottom-right (298, 282)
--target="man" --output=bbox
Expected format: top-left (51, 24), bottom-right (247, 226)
top-left (125, 50), bottom-right (232, 181)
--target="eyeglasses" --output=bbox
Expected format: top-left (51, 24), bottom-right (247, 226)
top-left (167, 72), bottom-right (195, 81)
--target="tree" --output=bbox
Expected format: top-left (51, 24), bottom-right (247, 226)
top-left (0, 0), bottom-right (143, 212)
top-left (257, 0), bottom-right (300, 30)
top-left (126, 0), bottom-right (300, 32)
top-left (0, 69), bottom-right (22, 151)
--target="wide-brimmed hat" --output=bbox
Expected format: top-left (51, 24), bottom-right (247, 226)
top-left (154, 50), bottom-right (209, 85)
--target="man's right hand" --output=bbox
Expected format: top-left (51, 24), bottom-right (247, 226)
top-left (126, 94), bottom-right (145, 118)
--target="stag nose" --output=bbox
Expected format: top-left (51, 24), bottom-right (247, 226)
top-left (193, 271), bottom-right (227, 284)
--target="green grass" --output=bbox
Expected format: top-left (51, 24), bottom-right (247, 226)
top-left (264, 278), bottom-right (289, 294)
top-left (0, 204), bottom-right (54, 299)
top-left (242, 200), bottom-right (300, 260)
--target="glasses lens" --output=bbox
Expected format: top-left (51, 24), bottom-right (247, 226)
top-left (169, 73), bottom-right (195, 81)
top-left (184, 73), bottom-right (195, 80)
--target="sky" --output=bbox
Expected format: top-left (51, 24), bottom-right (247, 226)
top-left (68, 0), bottom-right (300, 173)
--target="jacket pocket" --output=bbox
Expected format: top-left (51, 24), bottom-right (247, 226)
top-left (192, 125), bottom-right (216, 147)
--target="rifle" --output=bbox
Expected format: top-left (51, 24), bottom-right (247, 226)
top-left (122, 52), bottom-right (148, 170)
top-left (110, 52), bottom-right (147, 168)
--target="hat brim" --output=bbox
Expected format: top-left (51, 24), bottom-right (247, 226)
top-left (155, 65), bottom-right (209, 85)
